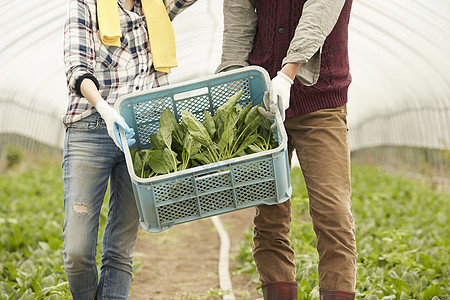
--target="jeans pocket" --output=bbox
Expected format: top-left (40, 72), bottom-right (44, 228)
top-left (67, 115), bottom-right (104, 133)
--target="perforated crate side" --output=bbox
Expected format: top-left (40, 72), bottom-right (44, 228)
top-left (210, 77), bottom-right (252, 108)
top-left (157, 198), bottom-right (199, 225)
top-left (199, 189), bottom-right (235, 214)
top-left (173, 93), bottom-right (211, 124)
top-left (235, 180), bottom-right (277, 206)
top-left (195, 170), bottom-right (232, 193)
top-left (152, 177), bottom-right (195, 203)
top-left (133, 96), bottom-right (174, 147)
top-left (232, 159), bottom-right (274, 184)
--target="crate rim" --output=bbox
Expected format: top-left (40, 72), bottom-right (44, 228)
top-left (116, 66), bottom-right (288, 184)
top-left (115, 66), bottom-right (271, 108)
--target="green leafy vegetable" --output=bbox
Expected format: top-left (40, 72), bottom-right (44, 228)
top-left (181, 110), bottom-right (215, 147)
top-left (132, 90), bottom-right (277, 178)
top-left (216, 90), bottom-right (243, 123)
top-left (204, 111), bottom-right (216, 140)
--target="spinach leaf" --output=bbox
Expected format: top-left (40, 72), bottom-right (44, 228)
top-left (247, 144), bottom-right (263, 154)
top-left (163, 107), bottom-right (185, 151)
top-left (204, 111), bottom-right (216, 140)
top-left (134, 151), bottom-right (143, 177)
top-left (179, 133), bottom-right (202, 170)
top-left (143, 149), bottom-right (178, 175)
top-left (159, 110), bottom-right (174, 149)
top-left (237, 101), bottom-right (253, 131)
top-left (216, 90), bottom-right (243, 123)
top-left (234, 134), bottom-right (259, 155)
top-left (155, 112), bottom-right (178, 172)
top-left (132, 90), bottom-right (277, 178)
top-left (213, 114), bottom-right (224, 141)
top-left (244, 104), bottom-right (261, 126)
top-left (191, 152), bottom-right (213, 165)
top-left (150, 133), bottom-right (163, 150)
top-left (181, 110), bottom-right (213, 146)
top-left (245, 105), bottom-right (266, 135)
top-left (218, 109), bottom-right (239, 157)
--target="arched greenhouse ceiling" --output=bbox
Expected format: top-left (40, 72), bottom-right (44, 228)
top-left (0, 0), bottom-right (449, 132)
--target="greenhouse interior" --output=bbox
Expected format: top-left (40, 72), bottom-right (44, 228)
top-left (0, 0), bottom-right (449, 299)
top-left (1, 0), bottom-right (448, 190)
top-left (1, 0), bottom-right (449, 188)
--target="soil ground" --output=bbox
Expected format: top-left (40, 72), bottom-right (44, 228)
top-left (128, 208), bottom-right (262, 300)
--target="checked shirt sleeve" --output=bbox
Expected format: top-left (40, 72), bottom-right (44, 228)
top-left (64, 0), bottom-right (98, 97)
top-left (165, 0), bottom-right (198, 21)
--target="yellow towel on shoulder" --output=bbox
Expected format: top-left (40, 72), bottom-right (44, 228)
top-left (143, 0), bottom-right (177, 73)
top-left (97, 0), bottom-right (122, 47)
top-left (97, 0), bottom-right (177, 73)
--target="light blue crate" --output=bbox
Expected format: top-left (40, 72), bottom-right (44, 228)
top-left (115, 66), bottom-right (292, 232)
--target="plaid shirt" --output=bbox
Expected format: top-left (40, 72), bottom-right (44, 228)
top-left (63, 0), bottom-right (196, 127)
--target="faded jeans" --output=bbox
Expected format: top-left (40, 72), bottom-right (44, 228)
top-left (252, 105), bottom-right (357, 291)
top-left (62, 113), bottom-right (140, 299)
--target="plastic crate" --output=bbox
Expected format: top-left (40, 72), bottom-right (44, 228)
top-left (115, 66), bottom-right (292, 232)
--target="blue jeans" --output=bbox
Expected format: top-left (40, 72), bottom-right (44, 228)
top-left (62, 113), bottom-right (140, 300)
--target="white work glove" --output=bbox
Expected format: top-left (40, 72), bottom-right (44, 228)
top-left (95, 99), bottom-right (136, 151)
top-left (259, 71), bottom-right (293, 122)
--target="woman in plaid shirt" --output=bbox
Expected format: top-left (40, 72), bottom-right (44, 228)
top-left (62, 0), bottom-right (195, 298)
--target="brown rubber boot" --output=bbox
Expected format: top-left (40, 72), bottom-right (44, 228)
top-left (261, 281), bottom-right (298, 300)
top-left (320, 288), bottom-right (355, 300)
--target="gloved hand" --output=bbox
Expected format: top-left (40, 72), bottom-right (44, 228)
top-left (258, 91), bottom-right (276, 130)
top-left (259, 71), bottom-right (293, 122)
top-left (95, 99), bottom-right (136, 151)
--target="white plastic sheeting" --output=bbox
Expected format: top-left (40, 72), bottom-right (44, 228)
top-left (347, 0), bottom-right (450, 150)
top-left (0, 0), bottom-right (449, 151)
top-left (0, 0), bottom-right (67, 149)
top-left (171, 0), bottom-right (223, 83)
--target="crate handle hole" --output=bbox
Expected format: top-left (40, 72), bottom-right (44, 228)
top-left (173, 87), bottom-right (209, 101)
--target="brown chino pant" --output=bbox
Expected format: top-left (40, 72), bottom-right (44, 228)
top-left (252, 105), bottom-right (357, 292)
